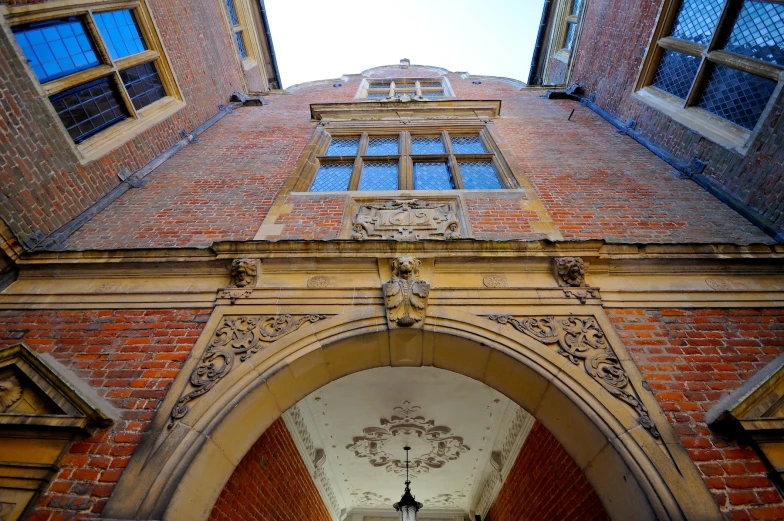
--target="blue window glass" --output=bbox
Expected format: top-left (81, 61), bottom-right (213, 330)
top-left (414, 162), bottom-right (453, 190)
top-left (310, 163), bottom-right (353, 192)
top-left (120, 62), bottom-right (165, 110)
top-left (94, 10), bottom-right (146, 60)
top-left (225, 0), bottom-right (241, 25)
top-left (697, 64), bottom-right (776, 130)
top-left (325, 138), bottom-right (359, 156)
top-left (421, 90), bottom-right (444, 98)
top-left (359, 163), bottom-right (398, 190)
top-left (235, 32), bottom-right (248, 59)
top-left (451, 136), bottom-right (486, 154)
top-left (50, 77), bottom-right (127, 143)
top-left (12, 18), bottom-right (99, 82)
top-left (366, 137), bottom-right (399, 155)
top-left (723, 0), bottom-right (784, 66)
top-left (651, 49), bottom-right (700, 99)
top-left (411, 137), bottom-right (444, 154)
top-left (669, 0), bottom-right (725, 45)
top-left (367, 91), bottom-right (387, 99)
top-left (459, 161), bottom-right (502, 189)
top-left (564, 23), bottom-right (577, 50)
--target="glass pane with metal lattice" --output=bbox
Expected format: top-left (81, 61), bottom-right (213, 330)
top-left (651, 49), bottom-right (700, 99)
top-left (669, 0), bottom-right (725, 45)
top-left (571, 0), bottom-right (583, 16)
top-left (394, 90), bottom-right (417, 98)
top-left (94, 10), bottom-right (146, 60)
top-left (414, 162), bottom-right (453, 190)
top-left (120, 62), bottom-right (166, 110)
top-left (224, 0), bottom-right (240, 25)
top-left (366, 137), bottom-right (399, 155)
top-left (310, 163), bottom-right (353, 192)
top-left (422, 90), bottom-right (444, 98)
top-left (697, 64), bottom-right (776, 130)
top-left (359, 163), bottom-right (398, 190)
top-left (723, 1), bottom-right (784, 65)
top-left (370, 81), bottom-right (391, 89)
top-left (451, 135), bottom-right (486, 154)
top-left (368, 90), bottom-right (388, 99)
top-left (235, 32), bottom-right (248, 59)
top-left (411, 137), bottom-right (444, 154)
top-left (459, 161), bottom-right (502, 190)
top-left (565, 22), bottom-right (577, 50)
top-left (12, 18), bottom-right (99, 82)
top-left (395, 83), bottom-right (415, 89)
top-left (420, 82), bottom-right (441, 88)
top-left (50, 77), bottom-right (127, 143)
top-left (325, 138), bottom-right (359, 156)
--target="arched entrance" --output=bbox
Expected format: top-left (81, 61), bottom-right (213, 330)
top-left (102, 305), bottom-right (722, 521)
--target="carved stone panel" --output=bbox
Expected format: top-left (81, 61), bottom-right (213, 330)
top-left (349, 198), bottom-right (464, 241)
top-left (383, 256), bottom-right (430, 328)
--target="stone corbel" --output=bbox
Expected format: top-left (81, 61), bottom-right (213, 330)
top-left (383, 256), bottom-right (430, 328)
top-left (218, 258), bottom-right (260, 303)
top-left (553, 256), bottom-right (598, 304)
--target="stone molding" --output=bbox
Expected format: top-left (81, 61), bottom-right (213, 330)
top-left (351, 199), bottom-right (462, 241)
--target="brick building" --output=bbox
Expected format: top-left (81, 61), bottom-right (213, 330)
top-left (0, 1), bottom-right (782, 521)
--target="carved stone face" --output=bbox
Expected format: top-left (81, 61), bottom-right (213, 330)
top-left (394, 256), bottom-right (420, 280)
top-left (231, 259), bottom-right (257, 287)
top-left (558, 257), bottom-right (585, 287)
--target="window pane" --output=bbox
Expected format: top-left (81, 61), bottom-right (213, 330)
top-left (451, 135), bottom-right (486, 154)
top-left (395, 83), bottom-right (415, 89)
top-left (120, 62), bottom-right (166, 110)
top-left (697, 64), bottom-right (776, 130)
top-left (368, 90), bottom-right (388, 99)
top-left (421, 90), bottom-right (445, 98)
top-left (12, 18), bottom-right (99, 82)
top-left (419, 82), bottom-right (441, 88)
top-left (394, 90), bottom-right (416, 98)
top-left (225, 0), bottom-right (240, 25)
top-left (564, 22), bottom-right (577, 50)
top-left (411, 137), bottom-right (444, 154)
top-left (94, 9), bottom-right (146, 60)
top-left (366, 137), bottom-right (399, 155)
top-left (651, 49), bottom-right (700, 99)
top-left (414, 162), bottom-right (453, 190)
top-left (310, 163), bottom-right (352, 192)
top-left (723, 0), bottom-right (784, 66)
top-left (325, 138), bottom-right (359, 156)
top-left (571, 0), bottom-right (583, 16)
top-left (669, 0), bottom-right (725, 45)
top-left (359, 163), bottom-right (398, 190)
top-left (370, 81), bottom-right (391, 89)
top-left (459, 161), bottom-right (502, 189)
top-left (50, 77), bottom-right (127, 143)
top-left (235, 32), bottom-right (248, 59)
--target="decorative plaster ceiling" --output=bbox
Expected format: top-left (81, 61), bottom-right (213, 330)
top-left (282, 367), bottom-right (534, 520)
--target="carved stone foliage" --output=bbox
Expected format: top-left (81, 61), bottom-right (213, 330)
top-left (350, 490), bottom-right (392, 506)
top-left (229, 258), bottom-right (258, 288)
top-left (169, 315), bottom-right (327, 427)
top-left (346, 401), bottom-right (470, 475)
top-left (554, 256), bottom-right (586, 287)
top-left (427, 491), bottom-right (467, 507)
top-left (383, 256), bottom-right (430, 327)
top-left (352, 199), bottom-right (461, 241)
top-left (0, 375), bottom-right (22, 412)
top-left (483, 275), bottom-right (508, 288)
top-left (307, 276), bottom-right (330, 288)
top-left (488, 315), bottom-right (660, 438)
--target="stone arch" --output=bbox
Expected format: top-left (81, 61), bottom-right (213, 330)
top-left (103, 306), bottom-right (722, 521)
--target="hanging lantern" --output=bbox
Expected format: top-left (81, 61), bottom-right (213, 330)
top-left (393, 446), bottom-right (423, 521)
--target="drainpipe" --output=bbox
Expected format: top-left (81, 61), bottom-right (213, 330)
top-left (257, 0), bottom-right (282, 89)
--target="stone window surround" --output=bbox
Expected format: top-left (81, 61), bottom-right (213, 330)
top-left (2, 0), bottom-right (186, 164)
top-left (356, 77), bottom-right (454, 100)
top-left (634, 0), bottom-right (784, 155)
top-left (292, 126), bottom-right (521, 193)
top-left (218, 0), bottom-right (265, 77)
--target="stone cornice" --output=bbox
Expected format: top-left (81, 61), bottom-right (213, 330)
top-left (310, 100), bottom-right (502, 121)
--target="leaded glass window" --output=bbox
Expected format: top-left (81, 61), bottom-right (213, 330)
top-left (306, 131), bottom-right (511, 192)
top-left (10, 4), bottom-right (173, 146)
top-left (363, 78), bottom-right (447, 99)
top-left (562, 0), bottom-right (583, 51)
top-left (224, 0), bottom-right (250, 61)
top-left (643, 0), bottom-right (784, 135)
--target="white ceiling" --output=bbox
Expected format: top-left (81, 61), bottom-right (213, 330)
top-left (282, 367), bottom-right (533, 520)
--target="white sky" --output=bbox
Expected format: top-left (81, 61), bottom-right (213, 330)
top-left (264, 0), bottom-right (546, 88)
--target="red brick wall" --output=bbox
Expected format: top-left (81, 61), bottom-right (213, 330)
top-left (608, 308), bottom-right (784, 520)
top-left (208, 418), bottom-right (332, 521)
top-left (0, 308), bottom-right (210, 521)
top-left (546, 57), bottom-right (568, 85)
top-left (571, 0), bottom-right (784, 232)
top-left (0, 0), bottom-right (244, 244)
top-left (60, 72), bottom-right (772, 248)
top-left (486, 422), bottom-right (609, 521)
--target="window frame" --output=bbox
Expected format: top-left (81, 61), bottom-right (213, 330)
top-left (635, 0), bottom-right (784, 153)
top-left (293, 126), bottom-right (519, 193)
top-left (219, 0), bottom-right (265, 76)
top-left (3, 0), bottom-right (185, 163)
top-left (357, 77), bottom-right (454, 100)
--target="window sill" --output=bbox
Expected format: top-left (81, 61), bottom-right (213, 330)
top-left (555, 48), bottom-right (571, 63)
top-left (633, 87), bottom-right (750, 155)
top-left (77, 96), bottom-right (186, 164)
top-left (242, 57), bottom-right (258, 71)
top-left (291, 189), bottom-right (525, 196)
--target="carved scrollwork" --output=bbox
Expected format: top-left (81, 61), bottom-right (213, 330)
top-left (383, 256), bottom-right (430, 327)
top-left (169, 314), bottom-right (327, 427)
top-left (229, 258), bottom-right (258, 288)
top-left (488, 315), bottom-right (659, 438)
top-left (352, 199), bottom-right (461, 241)
top-left (0, 375), bottom-right (22, 412)
top-left (346, 401), bottom-right (470, 475)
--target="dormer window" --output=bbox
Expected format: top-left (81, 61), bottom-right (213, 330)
top-left (359, 78), bottom-right (452, 99)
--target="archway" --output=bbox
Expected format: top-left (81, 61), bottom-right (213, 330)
top-left (102, 305), bottom-right (722, 521)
